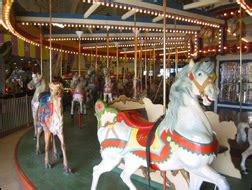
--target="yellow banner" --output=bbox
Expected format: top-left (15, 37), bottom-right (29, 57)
top-left (30, 44), bottom-right (36, 58)
top-left (3, 34), bottom-right (11, 42)
top-left (17, 38), bottom-right (24, 56)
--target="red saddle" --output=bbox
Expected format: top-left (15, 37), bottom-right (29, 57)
top-left (116, 111), bottom-right (155, 147)
top-left (116, 111), bottom-right (154, 129)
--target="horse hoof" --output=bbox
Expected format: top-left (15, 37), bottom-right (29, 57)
top-left (241, 169), bottom-right (248, 175)
top-left (45, 163), bottom-right (52, 169)
top-left (35, 150), bottom-right (41, 155)
top-left (54, 153), bottom-right (60, 160)
top-left (33, 136), bottom-right (37, 140)
top-left (64, 167), bottom-right (72, 174)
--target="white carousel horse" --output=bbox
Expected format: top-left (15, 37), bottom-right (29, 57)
top-left (27, 72), bottom-right (48, 139)
top-left (236, 122), bottom-right (252, 175)
top-left (91, 59), bottom-right (230, 190)
top-left (103, 68), bottom-right (113, 102)
top-left (36, 82), bottom-right (71, 173)
top-left (206, 112), bottom-right (241, 179)
top-left (70, 73), bottom-right (86, 115)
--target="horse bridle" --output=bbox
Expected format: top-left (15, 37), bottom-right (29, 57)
top-left (189, 72), bottom-right (215, 96)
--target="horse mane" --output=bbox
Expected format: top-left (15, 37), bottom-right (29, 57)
top-left (160, 59), bottom-right (215, 132)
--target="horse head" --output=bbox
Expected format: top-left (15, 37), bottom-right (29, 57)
top-left (49, 82), bottom-right (64, 99)
top-left (70, 73), bottom-right (80, 88)
top-left (27, 72), bottom-right (43, 90)
top-left (188, 59), bottom-right (218, 106)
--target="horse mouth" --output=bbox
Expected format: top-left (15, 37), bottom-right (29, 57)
top-left (205, 95), bottom-right (214, 103)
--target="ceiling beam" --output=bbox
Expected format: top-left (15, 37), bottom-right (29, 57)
top-left (84, 3), bottom-right (100, 18)
top-left (114, 0), bottom-right (224, 25)
top-left (152, 15), bottom-right (163, 22)
top-left (121, 9), bottom-right (136, 20)
top-left (183, 0), bottom-right (222, 10)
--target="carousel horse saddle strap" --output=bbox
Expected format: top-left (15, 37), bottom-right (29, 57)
top-left (116, 111), bottom-right (154, 129)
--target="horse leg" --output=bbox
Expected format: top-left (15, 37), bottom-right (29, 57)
top-left (240, 146), bottom-right (252, 174)
top-left (120, 157), bottom-right (141, 190)
top-left (103, 93), bottom-right (106, 102)
top-left (57, 132), bottom-right (71, 173)
top-left (83, 102), bottom-right (87, 115)
top-left (80, 100), bottom-right (83, 114)
top-left (188, 172), bottom-right (203, 190)
top-left (52, 135), bottom-right (60, 160)
top-left (44, 130), bottom-right (52, 168)
top-left (189, 165), bottom-right (229, 190)
top-left (32, 105), bottom-right (38, 139)
top-left (70, 100), bottom-right (74, 116)
top-left (109, 93), bottom-right (113, 102)
top-left (35, 127), bottom-right (43, 155)
top-left (91, 156), bottom-right (121, 190)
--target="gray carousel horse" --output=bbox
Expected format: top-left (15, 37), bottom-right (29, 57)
top-left (85, 68), bottom-right (99, 105)
top-left (27, 71), bottom-right (48, 139)
top-left (103, 68), bottom-right (113, 102)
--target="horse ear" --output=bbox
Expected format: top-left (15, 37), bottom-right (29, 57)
top-left (49, 82), bottom-right (53, 89)
top-left (189, 59), bottom-right (195, 68)
top-left (59, 83), bottom-right (64, 90)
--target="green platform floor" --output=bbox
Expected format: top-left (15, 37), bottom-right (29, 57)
top-left (17, 110), bottom-right (252, 190)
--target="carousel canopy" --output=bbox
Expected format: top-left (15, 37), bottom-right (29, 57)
top-left (1, 0), bottom-right (252, 58)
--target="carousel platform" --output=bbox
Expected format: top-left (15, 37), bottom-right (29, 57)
top-left (15, 110), bottom-right (252, 190)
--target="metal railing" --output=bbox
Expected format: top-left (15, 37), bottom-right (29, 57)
top-left (0, 95), bottom-right (33, 136)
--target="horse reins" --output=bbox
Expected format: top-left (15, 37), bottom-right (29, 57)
top-left (146, 114), bottom-right (165, 187)
top-left (188, 72), bottom-right (214, 96)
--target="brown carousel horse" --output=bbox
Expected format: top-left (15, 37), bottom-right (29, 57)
top-left (36, 82), bottom-right (71, 173)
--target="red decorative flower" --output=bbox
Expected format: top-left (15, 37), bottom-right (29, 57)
top-left (97, 102), bottom-right (103, 112)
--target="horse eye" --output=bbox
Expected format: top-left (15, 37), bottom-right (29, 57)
top-left (198, 72), bottom-right (202, 76)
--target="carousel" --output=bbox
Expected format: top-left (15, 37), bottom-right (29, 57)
top-left (1, 0), bottom-right (252, 189)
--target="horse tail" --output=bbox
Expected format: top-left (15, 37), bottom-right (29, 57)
top-left (146, 114), bottom-right (165, 187)
top-left (236, 122), bottom-right (249, 145)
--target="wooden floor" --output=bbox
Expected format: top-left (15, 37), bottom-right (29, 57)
top-left (0, 128), bottom-right (29, 190)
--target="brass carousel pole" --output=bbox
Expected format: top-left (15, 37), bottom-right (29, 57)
top-left (162, 0), bottom-right (167, 188)
top-left (106, 28), bottom-right (109, 68)
top-left (175, 19), bottom-right (178, 75)
top-left (133, 13), bottom-right (138, 97)
top-left (140, 43), bottom-right (143, 91)
top-left (40, 26), bottom-right (43, 76)
top-left (116, 44), bottom-right (119, 81)
top-left (149, 50), bottom-right (152, 87)
top-left (163, 0), bottom-right (167, 112)
top-left (78, 38), bottom-right (81, 76)
top-left (95, 42), bottom-right (98, 71)
top-left (123, 53), bottom-right (126, 82)
top-left (145, 32), bottom-right (147, 93)
top-left (239, 5), bottom-right (243, 121)
top-left (49, 0), bottom-right (52, 82)
top-left (60, 45), bottom-right (63, 78)
top-left (76, 31), bottom-right (83, 76)
top-left (153, 46), bottom-right (156, 81)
